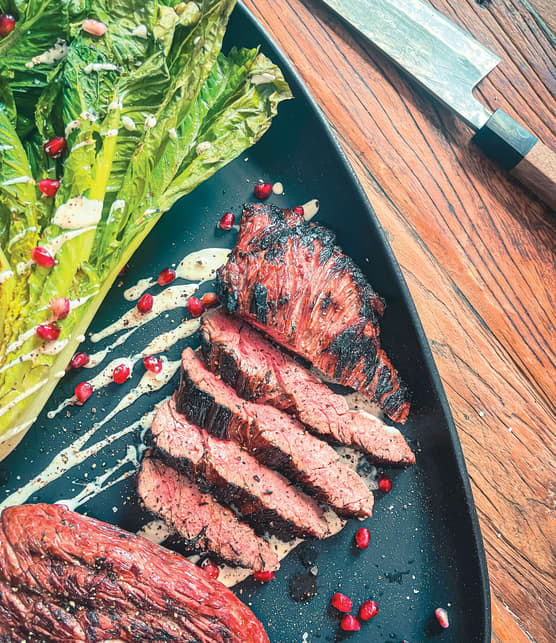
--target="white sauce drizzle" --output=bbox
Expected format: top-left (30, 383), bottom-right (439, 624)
top-left (3, 175), bottom-right (34, 186)
top-left (175, 248), bottom-right (230, 282)
top-left (168, 128), bottom-right (178, 140)
top-left (131, 24), bottom-right (148, 39)
top-left (84, 62), bottom-right (121, 74)
top-left (6, 326), bottom-right (39, 355)
top-left (0, 270), bottom-right (13, 284)
top-left (53, 197), bottom-right (102, 229)
top-left (0, 379), bottom-right (47, 419)
top-left (64, 119), bottom-right (81, 138)
top-left (0, 418), bottom-right (36, 447)
top-left (302, 199), bottom-right (320, 221)
top-left (250, 72), bottom-right (276, 85)
top-left (105, 128), bottom-right (119, 138)
top-left (45, 226), bottom-right (97, 257)
top-left (71, 139), bottom-right (95, 151)
top-left (0, 339), bottom-right (68, 375)
top-left (144, 114), bottom-right (157, 129)
top-left (8, 226), bottom-right (37, 248)
top-left (272, 181), bottom-right (284, 195)
top-left (16, 260), bottom-right (33, 275)
top-left (123, 277), bottom-right (156, 301)
top-left (121, 116), bottom-right (136, 131)
top-left (26, 39), bottom-right (68, 68)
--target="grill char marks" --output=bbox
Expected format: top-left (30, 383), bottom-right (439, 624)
top-left (215, 203), bottom-right (410, 423)
top-left (138, 455), bottom-right (280, 572)
top-left (200, 308), bottom-right (415, 466)
top-left (176, 348), bottom-right (374, 519)
top-left (0, 503), bottom-right (269, 642)
top-left (150, 398), bottom-right (331, 540)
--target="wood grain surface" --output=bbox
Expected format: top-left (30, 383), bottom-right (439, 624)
top-left (241, 1), bottom-right (556, 641)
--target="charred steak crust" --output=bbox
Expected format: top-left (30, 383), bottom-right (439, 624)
top-left (176, 348), bottom-right (374, 519)
top-left (150, 398), bottom-right (331, 540)
top-left (0, 503), bottom-right (269, 643)
top-left (215, 203), bottom-right (410, 423)
top-left (200, 308), bottom-right (415, 466)
top-left (138, 455), bottom-right (280, 572)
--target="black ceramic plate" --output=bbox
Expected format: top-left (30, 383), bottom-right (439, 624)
top-left (0, 4), bottom-right (490, 642)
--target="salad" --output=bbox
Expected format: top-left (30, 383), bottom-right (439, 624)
top-left (0, 0), bottom-right (291, 457)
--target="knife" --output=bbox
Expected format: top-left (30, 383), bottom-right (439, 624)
top-left (319, 0), bottom-right (556, 210)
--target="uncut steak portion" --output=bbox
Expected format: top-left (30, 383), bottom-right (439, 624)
top-left (200, 308), bottom-right (415, 466)
top-left (0, 503), bottom-right (269, 643)
top-left (138, 455), bottom-right (280, 572)
top-left (151, 398), bottom-right (331, 539)
top-left (215, 203), bottom-right (410, 423)
top-left (176, 348), bottom-right (374, 518)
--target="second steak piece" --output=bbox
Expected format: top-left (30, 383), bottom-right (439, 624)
top-left (151, 398), bottom-right (331, 540)
top-left (176, 348), bottom-right (374, 518)
top-left (200, 308), bottom-right (415, 466)
top-left (138, 455), bottom-right (280, 572)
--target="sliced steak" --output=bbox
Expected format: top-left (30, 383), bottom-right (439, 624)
top-left (200, 308), bottom-right (415, 466)
top-left (215, 203), bottom-right (410, 423)
top-left (138, 455), bottom-right (280, 572)
top-left (0, 503), bottom-right (269, 643)
top-left (151, 398), bottom-right (331, 539)
top-left (176, 348), bottom-right (374, 518)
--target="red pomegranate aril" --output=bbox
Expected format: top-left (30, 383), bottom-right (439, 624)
top-left (74, 381), bottom-right (93, 404)
top-left (137, 292), bottom-right (153, 313)
top-left (118, 263), bottom-right (130, 277)
top-left (200, 558), bottom-right (219, 580)
top-left (36, 323), bottom-right (60, 341)
top-left (143, 356), bottom-right (162, 374)
top-left (0, 14), bottom-right (16, 38)
top-left (186, 296), bottom-right (203, 317)
top-left (157, 267), bottom-right (176, 286)
top-left (340, 615), bottom-right (360, 632)
top-left (359, 600), bottom-right (379, 621)
top-left (31, 246), bottom-right (55, 268)
top-left (70, 352), bottom-right (89, 369)
top-left (44, 136), bottom-right (67, 158)
top-left (435, 607), bottom-right (449, 629)
top-left (112, 364), bottom-right (130, 384)
top-left (293, 205), bottom-right (304, 216)
top-left (355, 527), bottom-right (370, 549)
top-left (331, 593), bottom-right (353, 613)
top-left (38, 179), bottom-right (60, 197)
top-left (200, 291), bottom-right (219, 308)
top-left (218, 211), bottom-right (235, 230)
top-left (50, 297), bottom-right (70, 320)
top-left (378, 475), bottom-right (392, 493)
top-left (253, 182), bottom-right (272, 200)
top-left (253, 570), bottom-right (275, 582)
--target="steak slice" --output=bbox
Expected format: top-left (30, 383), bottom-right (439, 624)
top-left (138, 455), bottom-right (280, 572)
top-left (200, 308), bottom-right (415, 466)
top-left (176, 348), bottom-right (374, 518)
top-left (215, 203), bottom-right (410, 423)
top-left (151, 398), bottom-right (331, 539)
top-left (0, 503), bottom-right (269, 643)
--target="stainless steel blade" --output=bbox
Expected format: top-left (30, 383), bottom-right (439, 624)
top-left (321, 0), bottom-right (501, 129)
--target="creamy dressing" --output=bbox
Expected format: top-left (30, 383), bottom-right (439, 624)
top-left (8, 226), bottom-right (37, 248)
top-left (195, 141), bottom-right (212, 155)
top-left (53, 197), bottom-right (102, 229)
top-left (16, 260), bottom-right (33, 275)
top-left (302, 199), bottom-right (320, 221)
top-left (251, 72), bottom-right (276, 85)
top-left (45, 226), bottom-right (97, 257)
top-left (26, 39), bottom-right (68, 68)
top-left (168, 128), bottom-right (178, 140)
top-left (84, 327), bottom-right (138, 370)
top-left (121, 116), bottom-right (136, 131)
top-left (6, 325), bottom-right (39, 355)
top-left (0, 270), bottom-right (13, 284)
top-left (272, 181), bottom-right (284, 195)
top-left (71, 138), bottom-right (95, 151)
top-left (131, 24), bottom-right (148, 38)
top-left (0, 418), bottom-right (36, 447)
top-left (0, 380), bottom-right (47, 419)
top-left (84, 62), bottom-right (121, 74)
top-left (123, 277), bottom-right (155, 301)
top-left (3, 175), bottom-right (34, 186)
top-left (64, 119), bottom-right (81, 137)
top-left (0, 339), bottom-right (68, 375)
top-left (144, 114), bottom-right (157, 129)
top-left (175, 248), bottom-right (230, 281)
top-left (140, 319), bottom-right (200, 356)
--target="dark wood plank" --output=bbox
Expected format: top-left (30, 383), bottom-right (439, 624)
top-left (242, 1), bottom-right (556, 641)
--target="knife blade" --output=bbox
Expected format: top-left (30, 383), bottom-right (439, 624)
top-left (319, 0), bottom-right (556, 209)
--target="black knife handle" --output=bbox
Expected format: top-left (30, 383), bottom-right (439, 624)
top-left (472, 109), bottom-right (556, 210)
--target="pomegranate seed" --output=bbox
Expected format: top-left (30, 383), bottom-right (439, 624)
top-left (70, 352), bottom-right (89, 369)
top-left (293, 205), bottom-right (304, 216)
top-left (112, 364), bottom-right (130, 384)
top-left (253, 182), bottom-right (272, 200)
top-left (44, 136), bottom-right (67, 158)
top-left (200, 292), bottom-right (219, 309)
top-left (38, 179), bottom-right (60, 197)
top-left (143, 356), bottom-right (162, 374)
top-left (435, 607), bottom-right (449, 629)
top-left (82, 19), bottom-right (107, 36)
top-left (157, 267), bottom-right (176, 286)
top-left (50, 297), bottom-right (70, 320)
top-left (31, 246), bottom-right (55, 268)
top-left (340, 615), bottom-right (360, 632)
top-left (118, 263), bottom-right (130, 277)
top-left (355, 527), bottom-right (370, 549)
top-left (331, 593), bottom-right (353, 613)
top-left (359, 600), bottom-right (379, 621)
top-left (253, 570), bottom-right (275, 582)
top-left (74, 381), bottom-right (93, 404)
top-left (378, 475), bottom-right (392, 493)
top-left (218, 211), bottom-right (235, 230)
top-left (137, 293), bottom-right (153, 313)
top-left (0, 14), bottom-right (16, 38)
top-left (36, 323), bottom-right (60, 341)
top-left (186, 296), bottom-right (203, 317)
top-left (200, 558), bottom-right (219, 580)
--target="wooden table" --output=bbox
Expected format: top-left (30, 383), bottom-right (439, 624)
top-left (242, 1), bottom-right (555, 641)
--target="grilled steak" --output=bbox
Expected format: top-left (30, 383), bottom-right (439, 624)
top-left (215, 203), bottom-right (410, 423)
top-left (176, 348), bottom-right (374, 518)
top-left (138, 455), bottom-right (280, 572)
top-left (150, 398), bottom-right (331, 539)
top-left (200, 308), bottom-right (415, 466)
top-left (0, 503), bottom-right (269, 642)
